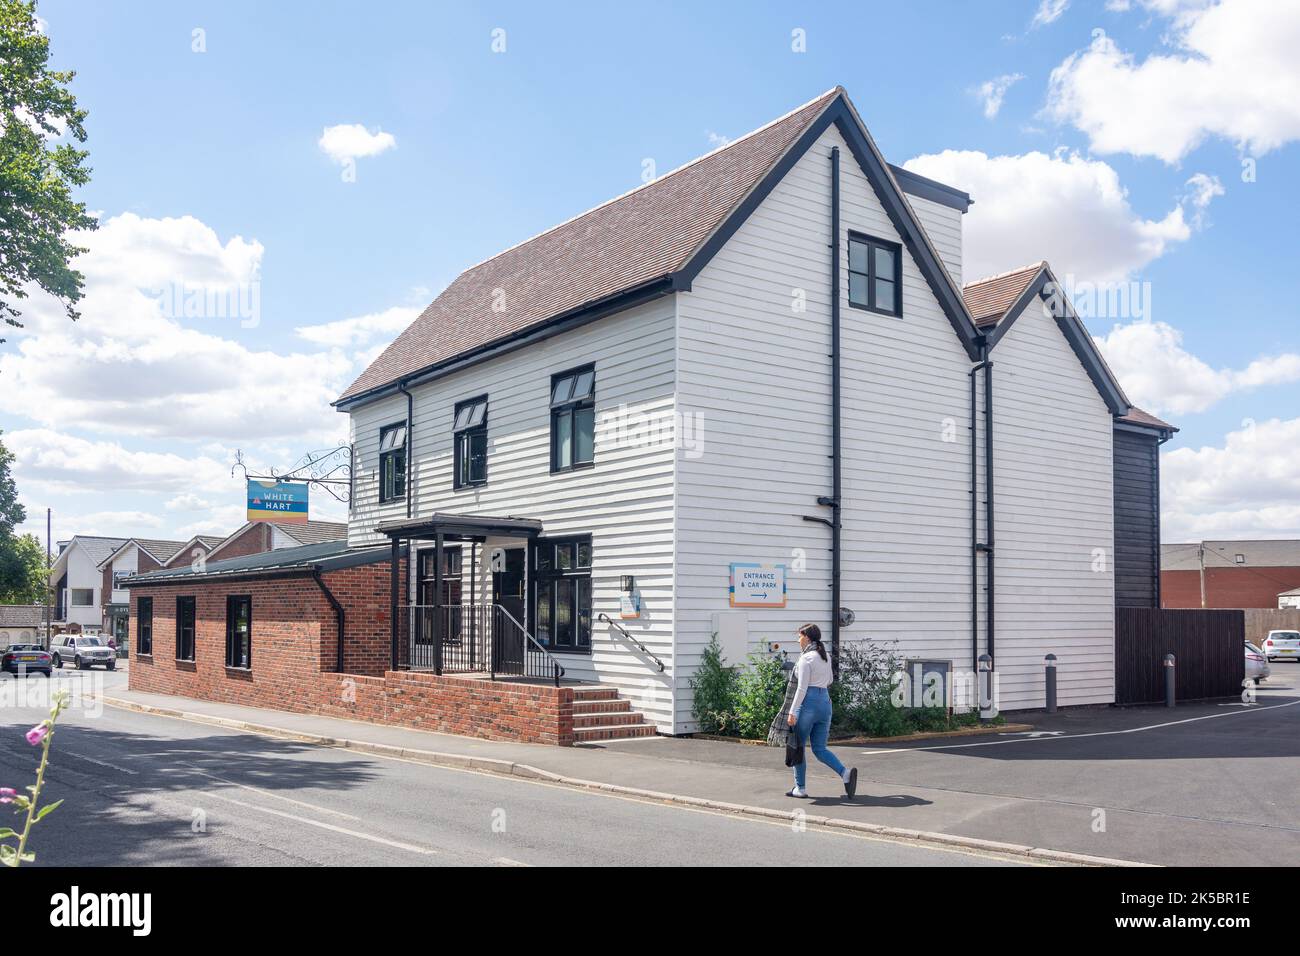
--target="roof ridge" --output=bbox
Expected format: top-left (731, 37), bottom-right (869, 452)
top-left (451, 88), bottom-right (843, 277)
top-left (963, 261), bottom-right (1047, 289)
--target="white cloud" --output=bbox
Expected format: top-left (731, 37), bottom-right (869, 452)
top-left (1046, 2), bottom-right (1300, 163)
top-left (295, 305), bottom-right (419, 349)
top-left (0, 213), bottom-right (353, 443)
top-left (318, 124), bottom-right (397, 164)
top-left (1162, 417), bottom-right (1300, 540)
top-left (904, 149), bottom-right (1210, 282)
top-left (4, 429), bottom-right (238, 495)
top-left (706, 130), bottom-right (732, 149)
top-left (1095, 320), bottom-right (1300, 415)
top-left (1032, 0), bottom-right (1070, 28)
top-left (975, 74), bottom-right (1024, 119)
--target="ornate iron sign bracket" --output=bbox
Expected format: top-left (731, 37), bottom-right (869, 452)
top-left (232, 446), bottom-right (352, 503)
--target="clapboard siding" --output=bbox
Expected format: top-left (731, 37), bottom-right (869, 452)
top-left (347, 298), bottom-right (678, 729)
top-left (674, 125), bottom-right (975, 731)
top-left (991, 299), bottom-right (1115, 708)
top-left (1114, 428), bottom-right (1161, 608)
top-left (906, 193), bottom-right (963, 287)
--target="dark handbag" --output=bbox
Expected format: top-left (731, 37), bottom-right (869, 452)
top-left (784, 728), bottom-right (804, 768)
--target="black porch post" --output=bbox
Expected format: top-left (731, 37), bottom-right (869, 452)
top-left (389, 537), bottom-right (400, 670)
top-left (433, 531), bottom-right (444, 675)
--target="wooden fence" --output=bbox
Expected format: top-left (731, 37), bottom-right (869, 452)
top-left (1115, 607), bottom-right (1244, 705)
top-left (1243, 608), bottom-right (1300, 648)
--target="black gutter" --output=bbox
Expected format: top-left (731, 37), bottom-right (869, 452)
top-left (398, 382), bottom-right (415, 519)
top-left (311, 567), bottom-right (346, 672)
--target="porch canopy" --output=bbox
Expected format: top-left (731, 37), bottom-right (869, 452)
top-left (377, 513), bottom-right (544, 674)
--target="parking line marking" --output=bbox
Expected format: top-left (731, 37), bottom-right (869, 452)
top-left (856, 697), bottom-right (1300, 756)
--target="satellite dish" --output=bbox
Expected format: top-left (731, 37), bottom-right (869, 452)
top-left (838, 607), bottom-right (856, 628)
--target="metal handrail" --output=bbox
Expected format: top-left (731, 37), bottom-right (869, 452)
top-left (598, 612), bottom-right (665, 672)
top-left (497, 604), bottom-right (566, 686)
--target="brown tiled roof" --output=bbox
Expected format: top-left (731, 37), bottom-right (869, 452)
top-left (337, 88), bottom-right (843, 403)
top-left (276, 520), bottom-right (348, 545)
top-left (962, 263), bottom-right (1045, 328)
top-left (1119, 406), bottom-right (1177, 432)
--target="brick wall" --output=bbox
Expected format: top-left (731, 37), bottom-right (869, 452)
top-left (127, 557), bottom-right (575, 745)
top-left (1162, 567), bottom-right (1300, 609)
top-left (210, 525), bottom-right (272, 561)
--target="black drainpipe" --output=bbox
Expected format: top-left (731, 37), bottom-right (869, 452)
top-left (983, 345), bottom-right (996, 665)
top-left (312, 567), bottom-right (346, 672)
top-left (398, 381), bottom-right (415, 519)
top-left (828, 146), bottom-right (842, 676)
top-left (969, 346), bottom-right (982, 673)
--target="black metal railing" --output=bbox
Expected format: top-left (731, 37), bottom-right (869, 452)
top-left (598, 612), bottom-right (665, 672)
top-left (399, 604), bottom-right (566, 686)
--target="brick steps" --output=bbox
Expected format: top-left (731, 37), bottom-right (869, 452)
top-left (571, 685), bottom-right (657, 743)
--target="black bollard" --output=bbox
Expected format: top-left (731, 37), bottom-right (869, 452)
top-left (1044, 654), bottom-right (1057, 714)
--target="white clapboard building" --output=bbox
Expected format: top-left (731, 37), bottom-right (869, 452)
top-left (335, 87), bottom-right (1172, 735)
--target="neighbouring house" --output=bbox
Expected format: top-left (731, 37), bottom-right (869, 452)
top-left (1162, 540), bottom-right (1300, 609)
top-left (204, 520), bottom-right (348, 562)
top-left (128, 87), bottom-right (1170, 743)
top-left (97, 537), bottom-right (199, 648)
top-left (49, 535), bottom-right (128, 633)
top-left (1279, 588), bottom-right (1300, 610)
top-left (0, 605), bottom-right (47, 649)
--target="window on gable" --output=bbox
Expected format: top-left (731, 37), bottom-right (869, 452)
top-left (378, 422), bottom-right (407, 503)
top-left (847, 234), bottom-right (901, 316)
top-left (550, 366), bottom-right (595, 473)
top-left (453, 396), bottom-right (488, 489)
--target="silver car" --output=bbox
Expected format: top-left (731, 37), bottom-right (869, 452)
top-left (1245, 642), bottom-right (1271, 683)
top-left (50, 634), bottom-right (117, 670)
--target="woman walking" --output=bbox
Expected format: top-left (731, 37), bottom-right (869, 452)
top-left (786, 624), bottom-right (858, 799)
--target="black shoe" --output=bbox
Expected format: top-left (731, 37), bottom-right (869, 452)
top-left (843, 768), bottom-right (858, 799)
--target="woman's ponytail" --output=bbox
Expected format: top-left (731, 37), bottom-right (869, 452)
top-left (798, 623), bottom-right (827, 662)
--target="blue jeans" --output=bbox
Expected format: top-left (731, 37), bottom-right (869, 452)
top-left (792, 687), bottom-right (845, 789)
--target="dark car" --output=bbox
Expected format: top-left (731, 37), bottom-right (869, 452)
top-left (2, 644), bottom-right (53, 677)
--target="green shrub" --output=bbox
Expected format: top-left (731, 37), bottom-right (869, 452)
top-left (733, 652), bottom-right (788, 739)
top-left (689, 634), bottom-right (737, 734)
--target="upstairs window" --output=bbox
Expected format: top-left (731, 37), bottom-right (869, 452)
top-left (453, 396), bottom-right (488, 489)
top-left (550, 366), bottom-right (595, 473)
top-left (71, 588), bottom-right (94, 607)
top-left (378, 422), bottom-right (407, 502)
top-left (848, 233), bottom-right (901, 316)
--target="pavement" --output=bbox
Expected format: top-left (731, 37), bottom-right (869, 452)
top-left (4, 661), bottom-right (1298, 866)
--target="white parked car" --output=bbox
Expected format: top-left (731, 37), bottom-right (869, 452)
top-left (1245, 642), bottom-right (1271, 683)
top-left (49, 634), bottom-right (116, 670)
top-left (1262, 630), bottom-right (1300, 663)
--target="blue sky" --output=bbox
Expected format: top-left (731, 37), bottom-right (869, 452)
top-left (3, 0), bottom-right (1298, 543)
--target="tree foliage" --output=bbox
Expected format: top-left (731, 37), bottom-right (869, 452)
top-left (0, 0), bottom-right (95, 339)
top-left (0, 433), bottom-right (44, 605)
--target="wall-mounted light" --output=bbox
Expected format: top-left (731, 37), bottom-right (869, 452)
top-left (620, 575), bottom-right (636, 593)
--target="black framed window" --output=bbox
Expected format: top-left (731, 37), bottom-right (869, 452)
top-left (226, 595), bottom-right (252, 669)
top-left (847, 233), bottom-right (902, 316)
top-left (176, 596), bottom-right (196, 661)
top-left (137, 597), bottom-right (153, 656)
top-left (550, 366), bottom-right (595, 472)
top-left (378, 422), bottom-right (407, 502)
top-left (534, 536), bottom-right (593, 653)
top-left (452, 396), bottom-right (488, 488)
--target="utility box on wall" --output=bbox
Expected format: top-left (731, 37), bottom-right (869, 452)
top-left (712, 611), bottom-right (750, 666)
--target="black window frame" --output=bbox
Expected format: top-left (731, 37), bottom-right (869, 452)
top-left (225, 594), bottom-right (252, 670)
top-left (549, 365), bottom-right (595, 474)
top-left (533, 535), bottom-right (593, 655)
top-left (847, 232), bottom-right (902, 317)
top-left (452, 395), bottom-right (489, 489)
top-left (137, 596), bottom-right (153, 657)
top-left (176, 596), bottom-right (196, 662)
top-left (378, 421), bottom-right (407, 503)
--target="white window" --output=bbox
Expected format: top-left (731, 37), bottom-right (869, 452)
top-left (71, 588), bottom-right (95, 607)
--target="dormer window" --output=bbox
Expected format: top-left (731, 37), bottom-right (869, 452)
top-left (848, 233), bottom-right (901, 316)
